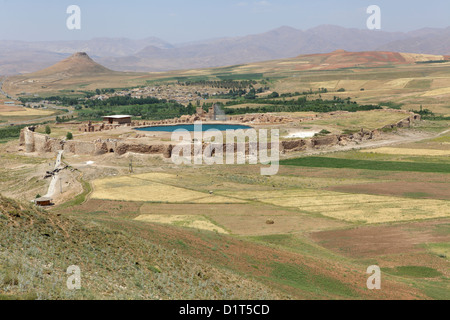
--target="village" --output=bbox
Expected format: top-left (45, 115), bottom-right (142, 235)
top-left (91, 83), bottom-right (233, 105)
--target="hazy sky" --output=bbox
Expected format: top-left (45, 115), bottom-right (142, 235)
top-left (0, 0), bottom-right (448, 43)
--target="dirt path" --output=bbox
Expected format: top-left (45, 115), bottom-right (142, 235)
top-left (43, 151), bottom-right (64, 199)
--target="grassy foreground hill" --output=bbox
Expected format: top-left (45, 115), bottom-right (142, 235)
top-left (0, 195), bottom-right (284, 300)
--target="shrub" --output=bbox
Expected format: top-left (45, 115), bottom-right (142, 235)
top-left (45, 126), bottom-right (51, 135)
top-left (66, 132), bottom-right (73, 140)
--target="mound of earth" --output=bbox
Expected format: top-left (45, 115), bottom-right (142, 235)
top-left (26, 52), bottom-right (113, 78)
top-left (2, 52), bottom-right (125, 96)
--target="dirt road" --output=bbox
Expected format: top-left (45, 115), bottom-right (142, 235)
top-left (43, 151), bottom-right (64, 199)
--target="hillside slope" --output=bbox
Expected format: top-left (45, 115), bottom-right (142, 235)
top-left (4, 49), bottom-right (447, 97)
top-left (21, 52), bottom-right (114, 79)
top-left (2, 52), bottom-right (143, 96)
top-left (0, 195), bottom-right (282, 300)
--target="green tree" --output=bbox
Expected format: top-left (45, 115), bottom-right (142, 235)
top-left (45, 125), bottom-right (51, 135)
top-left (66, 132), bottom-right (73, 140)
top-left (269, 92), bottom-right (279, 98)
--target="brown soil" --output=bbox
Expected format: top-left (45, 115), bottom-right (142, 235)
top-left (138, 202), bottom-right (349, 236)
top-left (328, 181), bottom-right (450, 200)
top-left (91, 211), bottom-right (427, 300)
top-left (311, 219), bottom-right (450, 258)
top-left (0, 105), bottom-right (22, 112)
top-left (293, 51), bottom-right (425, 71)
top-left (63, 199), bottom-right (427, 299)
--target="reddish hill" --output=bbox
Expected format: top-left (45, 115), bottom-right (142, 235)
top-left (291, 50), bottom-right (445, 71)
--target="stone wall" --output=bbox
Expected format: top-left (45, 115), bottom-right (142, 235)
top-left (20, 111), bottom-right (421, 158)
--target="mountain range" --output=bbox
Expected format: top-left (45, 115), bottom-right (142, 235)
top-left (1, 25), bottom-right (450, 75)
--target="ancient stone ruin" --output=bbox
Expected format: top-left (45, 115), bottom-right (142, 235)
top-left (20, 111), bottom-right (421, 159)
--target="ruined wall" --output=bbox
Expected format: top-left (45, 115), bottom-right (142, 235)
top-left (280, 111), bottom-right (421, 153)
top-left (20, 111), bottom-right (421, 158)
top-left (23, 127), bottom-right (35, 153)
top-left (21, 128), bottom-right (64, 153)
top-left (64, 140), bottom-right (96, 155)
top-left (115, 143), bottom-right (172, 158)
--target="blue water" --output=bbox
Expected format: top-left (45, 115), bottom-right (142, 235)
top-left (136, 123), bottom-right (252, 132)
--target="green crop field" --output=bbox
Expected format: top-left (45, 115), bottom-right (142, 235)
top-left (280, 157), bottom-right (450, 173)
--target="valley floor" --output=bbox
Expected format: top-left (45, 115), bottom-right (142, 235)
top-left (1, 120), bottom-right (448, 300)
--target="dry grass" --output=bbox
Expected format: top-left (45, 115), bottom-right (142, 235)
top-left (135, 214), bottom-right (229, 234)
top-left (301, 110), bottom-right (409, 131)
top-left (220, 189), bottom-right (450, 224)
top-left (422, 87), bottom-right (450, 97)
top-left (360, 147), bottom-right (450, 156)
top-left (91, 173), bottom-right (244, 203)
top-left (0, 195), bottom-right (282, 300)
top-left (0, 107), bottom-right (54, 117)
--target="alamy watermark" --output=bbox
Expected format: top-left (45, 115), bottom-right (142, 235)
top-left (66, 5), bottom-right (380, 32)
top-left (367, 5), bottom-right (381, 30)
top-left (66, 5), bottom-right (81, 30)
top-left (67, 265), bottom-right (81, 290)
top-left (367, 265), bottom-right (381, 290)
top-left (171, 122), bottom-right (280, 176)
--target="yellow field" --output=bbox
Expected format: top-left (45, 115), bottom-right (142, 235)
top-left (310, 81), bottom-right (340, 89)
top-left (219, 189), bottom-right (450, 224)
top-left (303, 110), bottom-right (409, 131)
top-left (385, 78), bottom-right (414, 89)
top-left (91, 173), bottom-right (246, 203)
top-left (334, 80), bottom-right (371, 90)
top-left (0, 108), bottom-right (54, 117)
top-left (422, 87), bottom-right (450, 97)
top-left (135, 214), bottom-right (229, 234)
top-left (360, 147), bottom-right (450, 156)
top-left (400, 53), bottom-right (444, 62)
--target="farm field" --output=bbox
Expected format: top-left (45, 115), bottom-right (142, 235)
top-left (55, 122), bottom-right (448, 299)
top-left (360, 147), bottom-right (450, 156)
top-left (230, 189), bottom-right (450, 223)
top-left (59, 149), bottom-right (448, 299)
top-left (0, 105), bottom-right (61, 124)
top-left (0, 111), bottom-right (448, 300)
top-left (279, 157), bottom-right (450, 173)
top-left (4, 51), bottom-right (450, 117)
top-left (91, 172), bottom-right (247, 204)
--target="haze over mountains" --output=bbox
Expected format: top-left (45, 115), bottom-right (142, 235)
top-left (2, 25), bottom-right (450, 75)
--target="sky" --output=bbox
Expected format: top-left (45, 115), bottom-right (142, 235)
top-left (0, 0), bottom-right (448, 43)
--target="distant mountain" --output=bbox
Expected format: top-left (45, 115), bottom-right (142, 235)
top-left (0, 37), bottom-right (172, 74)
top-left (2, 52), bottom-right (124, 96)
top-left (379, 27), bottom-right (450, 55)
top-left (1, 25), bottom-right (450, 75)
top-left (2, 52), bottom-right (149, 96)
top-left (0, 50), bottom-right (70, 75)
top-left (98, 25), bottom-right (410, 72)
top-left (29, 52), bottom-right (113, 78)
top-left (0, 37), bottom-right (172, 58)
